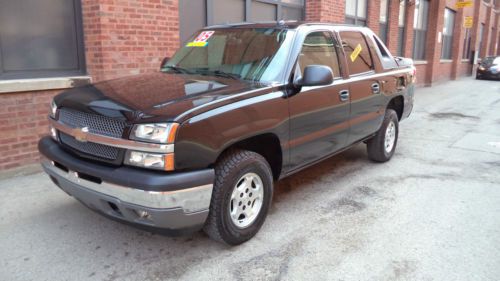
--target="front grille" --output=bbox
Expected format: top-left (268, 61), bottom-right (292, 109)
top-left (57, 108), bottom-right (127, 164)
top-left (58, 108), bottom-right (126, 138)
top-left (59, 132), bottom-right (121, 161)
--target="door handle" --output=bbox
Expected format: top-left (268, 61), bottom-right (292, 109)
top-left (371, 83), bottom-right (380, 94)
top-left (339, 90), bottom-right (350, 102)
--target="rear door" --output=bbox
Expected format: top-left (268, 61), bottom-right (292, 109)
top-left (288, 30), bottom-right (350, 169)
top-left (339, 30), bottom-right (384, 144)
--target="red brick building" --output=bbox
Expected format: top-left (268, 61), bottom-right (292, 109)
top-left (0, 0), bottom-right (499, 173)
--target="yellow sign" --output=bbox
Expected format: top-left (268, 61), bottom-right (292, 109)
top-left (455, 1), bottom-right (473, 8)
top-left (350, 44), bottom-right (362, 62)
top-left (186, 41), bottom-right (208, 47)
top-left (464, 16), bottom-right (473, 28)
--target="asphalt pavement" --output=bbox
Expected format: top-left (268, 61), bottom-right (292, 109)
top-left (1, 77), bottom-right (499, 281)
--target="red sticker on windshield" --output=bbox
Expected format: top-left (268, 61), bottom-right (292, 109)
top-left (194, 31), bottom-right (214, 43)
top-left (187, 31), bottom-right (214, 47)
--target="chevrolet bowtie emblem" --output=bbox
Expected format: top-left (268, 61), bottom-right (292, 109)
top-left (73, 127), bottom-right (89, 142)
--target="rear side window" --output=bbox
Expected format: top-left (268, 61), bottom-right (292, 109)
top-left (297, 31), bottom-right (341, 78)
top-left (340, 31), bottom-right (374, 75)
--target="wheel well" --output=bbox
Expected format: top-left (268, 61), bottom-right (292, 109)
top-left (387, 96), bottom-right (404, 120)
top-left (217, 134), bottom-right (283, 180)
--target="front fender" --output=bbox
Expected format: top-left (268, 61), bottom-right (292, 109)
top-left (174, 91), bottom-right (290, 171)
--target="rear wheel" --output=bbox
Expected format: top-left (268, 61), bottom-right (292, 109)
top-left (203, 149), bottom-right (273, 245)
top-left (366, 109), bottom-right (399, 162)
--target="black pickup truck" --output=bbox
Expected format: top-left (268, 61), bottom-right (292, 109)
top-left (39, 22), bottom-right (415, 245)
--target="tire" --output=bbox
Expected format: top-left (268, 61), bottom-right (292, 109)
top-left (476, 74), bottom-right (481, 80)
top-left (366, 109), bottom-right (399, 162)
top-left (203, 149), bottom-right (273, 245)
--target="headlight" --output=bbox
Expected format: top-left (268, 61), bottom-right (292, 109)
top-left (130, 123), bottom-right (179, 143)
top-left (50, 100), bottom-right (58, 118)
top-left (478, 66), bottom-right (485, 71)
top-left (125, 151), bottom-right (174, 171)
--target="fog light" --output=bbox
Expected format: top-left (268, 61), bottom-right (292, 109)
top-left (50, 126), bottom-right (58, 141)
top-left (134, 210), bottom-right (152, 220)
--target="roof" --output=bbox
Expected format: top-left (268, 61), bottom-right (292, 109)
top-left (204, 21), bottom-right (363, 30)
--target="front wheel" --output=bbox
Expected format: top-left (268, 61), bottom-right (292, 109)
top-left (366, 109), bottom-right (399, 162)
top-left (203, 149), bottom-right (273, 245)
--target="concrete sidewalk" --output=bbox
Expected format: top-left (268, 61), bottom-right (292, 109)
top-left (1, 77), bottom-right (499, 281)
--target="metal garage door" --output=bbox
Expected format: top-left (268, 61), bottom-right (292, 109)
top-left (179, 0), bottom-right (304, 43)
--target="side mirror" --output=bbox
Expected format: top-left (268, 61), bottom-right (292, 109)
top-left (160, 57), bottom-right (170, 69)
top-left (296, 65), bottom-right (334, 87)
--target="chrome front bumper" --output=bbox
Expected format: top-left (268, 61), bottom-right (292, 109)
top-left (42, 158), bottom-right (213, 212)
top-left (39, 136), bottom-right (215, 233)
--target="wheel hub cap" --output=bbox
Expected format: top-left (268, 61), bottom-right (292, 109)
top-left (229, 172), bottom-right (264, 228)
top-left (385, 121), bottom-right (396, 153)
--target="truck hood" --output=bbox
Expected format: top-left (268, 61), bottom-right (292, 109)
top-left (54, 72), bottom-right (273, 123)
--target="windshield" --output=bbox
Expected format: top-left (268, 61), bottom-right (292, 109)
top-left (162, 28), bottom-right (295, 83)
top-left (481, 56), bottom-right (500, 65)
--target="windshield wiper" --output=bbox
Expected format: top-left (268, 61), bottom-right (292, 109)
top-left (195, 69), bottom-right (241, 80)
top-left (161, 65), bottom-right (193, 74)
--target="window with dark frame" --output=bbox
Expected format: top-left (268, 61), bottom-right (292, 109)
top-left (340, 31), bottom-right (374, 75)
top-left (379, 0), bottom-right (389, 43)
top-left (180, 0), bottom-right (305, 44)
top-left (0, 0), bottom-right (86, 80)
top-left (462, 28), bottom-right (472, 60)
top-left (441, 8), bottom-right (455, 60)
top-left (397, 0), bottom-right (406, 56)
top-left (345, 0), bottom-right (368, 26)
top-left (412, 0), bottom-right (429, 61)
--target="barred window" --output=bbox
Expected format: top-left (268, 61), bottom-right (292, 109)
top-left (397, 0), bottom-right (406, 56)
top-left (0, 0), bottom-right (86, 80)
top-left (412, 0), bottom-right (430, 60)
top-left (180, 0), bottom-right (305, 44)
top-left (345, 0), bottom-right (367, 26)
top-left (462, 28), bottom-right (472, 60)
top-left (441, 8), bottom-right (456, 60)
top-left (379, 0), bottom-right (389, 43)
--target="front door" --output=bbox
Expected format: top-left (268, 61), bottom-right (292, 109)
top-left (288, 31), bottom-right (350, 169)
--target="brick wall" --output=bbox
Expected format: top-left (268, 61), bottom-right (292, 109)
top-left (81, 0), bottom-right (179, 82)
top-left (385, 0), bottom-right (400, 54)
top-left (0, 90), bottom-right (61, 171)
top-left (305, 0), bottom-right (345, 23)
top-left (366, 0), bottom-right (381, 35)
top-left (414, 64), bottom-right (427, 86)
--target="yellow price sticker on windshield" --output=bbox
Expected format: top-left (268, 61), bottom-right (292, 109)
top-left (350, 44), bottom-right (362, 62)
top-left (186, 41), bottom-right (208, 47)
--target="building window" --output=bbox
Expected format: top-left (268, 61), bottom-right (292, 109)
top-left (345, 0), bottom-right (367, 26)
top-left (379, 0), bottom-right (389, 43)
top-left (180, 0), bottom-right (305, 43)
top-left (441, 8), bottom-right (455, 60)
top-left (478, 23), bottom-right (484, 58)
top-left (462, 29), bottom-right (472, 60)
top-left (0, 0), bottom-right (86, 80)
top-left (397, 0), bottom-right (406, 56)
top-left (413, 0), bottom-right (430, 60)
top-left (340, 31), bottom-right (374, 75)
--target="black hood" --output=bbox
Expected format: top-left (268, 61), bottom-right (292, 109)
top-left (54, 72), bottom-right (272, 123)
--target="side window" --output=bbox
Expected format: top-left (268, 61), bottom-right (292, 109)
top-left (297, 31), bottom-right (341, 78)
top-left (340, 31), bottom-right (374, 75)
